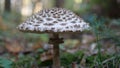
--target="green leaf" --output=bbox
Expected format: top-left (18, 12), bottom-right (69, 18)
top-left (0, 57), bottom-right (13, 68)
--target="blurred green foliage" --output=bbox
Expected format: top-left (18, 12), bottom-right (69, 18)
top-left (64, 0), bottom-right (90, 14)
top-left (61, 51), bottom-right (84, 67)
top-left (83, 14), bottom-right (120, 46)
top-left (12, 55), bottom-right (35, 68)
top-left (0, 57), bottom-right (13, 68)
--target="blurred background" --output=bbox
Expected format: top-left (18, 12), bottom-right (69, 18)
top-left (0, 0), bottom-right (120, 68)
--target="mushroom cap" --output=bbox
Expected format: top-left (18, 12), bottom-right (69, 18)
top-left (17, 8), bottom-right (90, 33)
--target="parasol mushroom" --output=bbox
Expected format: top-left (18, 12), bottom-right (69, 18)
top-left (17, 8), bottom-right (90, 68)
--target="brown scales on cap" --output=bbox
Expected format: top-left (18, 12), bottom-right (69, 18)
top-left (17, 8), bottom-right (90, 33)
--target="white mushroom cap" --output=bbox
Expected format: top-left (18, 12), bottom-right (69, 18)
top-left (17, 8), bottom-right (90, 33)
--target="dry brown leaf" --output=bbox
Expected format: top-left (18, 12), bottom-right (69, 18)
top-left (32, 41), bottom-right (43, 50)
top-left (4, 38), bottom-right (25, 54)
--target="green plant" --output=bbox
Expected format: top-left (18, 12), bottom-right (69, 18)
top-left (83, 14), bottom-right (120, 67)
top-left (0, 57), bottom-right (13, 68)
top-left (12, 55), bottom-right (35, 68)
top-left (61, 51), bottom-right (84, 68)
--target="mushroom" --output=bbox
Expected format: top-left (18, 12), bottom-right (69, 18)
top-left (17, 8), bottom-right (90, 68)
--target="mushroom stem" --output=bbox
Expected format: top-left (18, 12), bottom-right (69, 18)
top-left (53, 41), bottom-right (60, 68)
top-left (49, 33), bottom-right (63, 68)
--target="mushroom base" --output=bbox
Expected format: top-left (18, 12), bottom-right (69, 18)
top-left (49, 33), bottom-right (64, 68)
